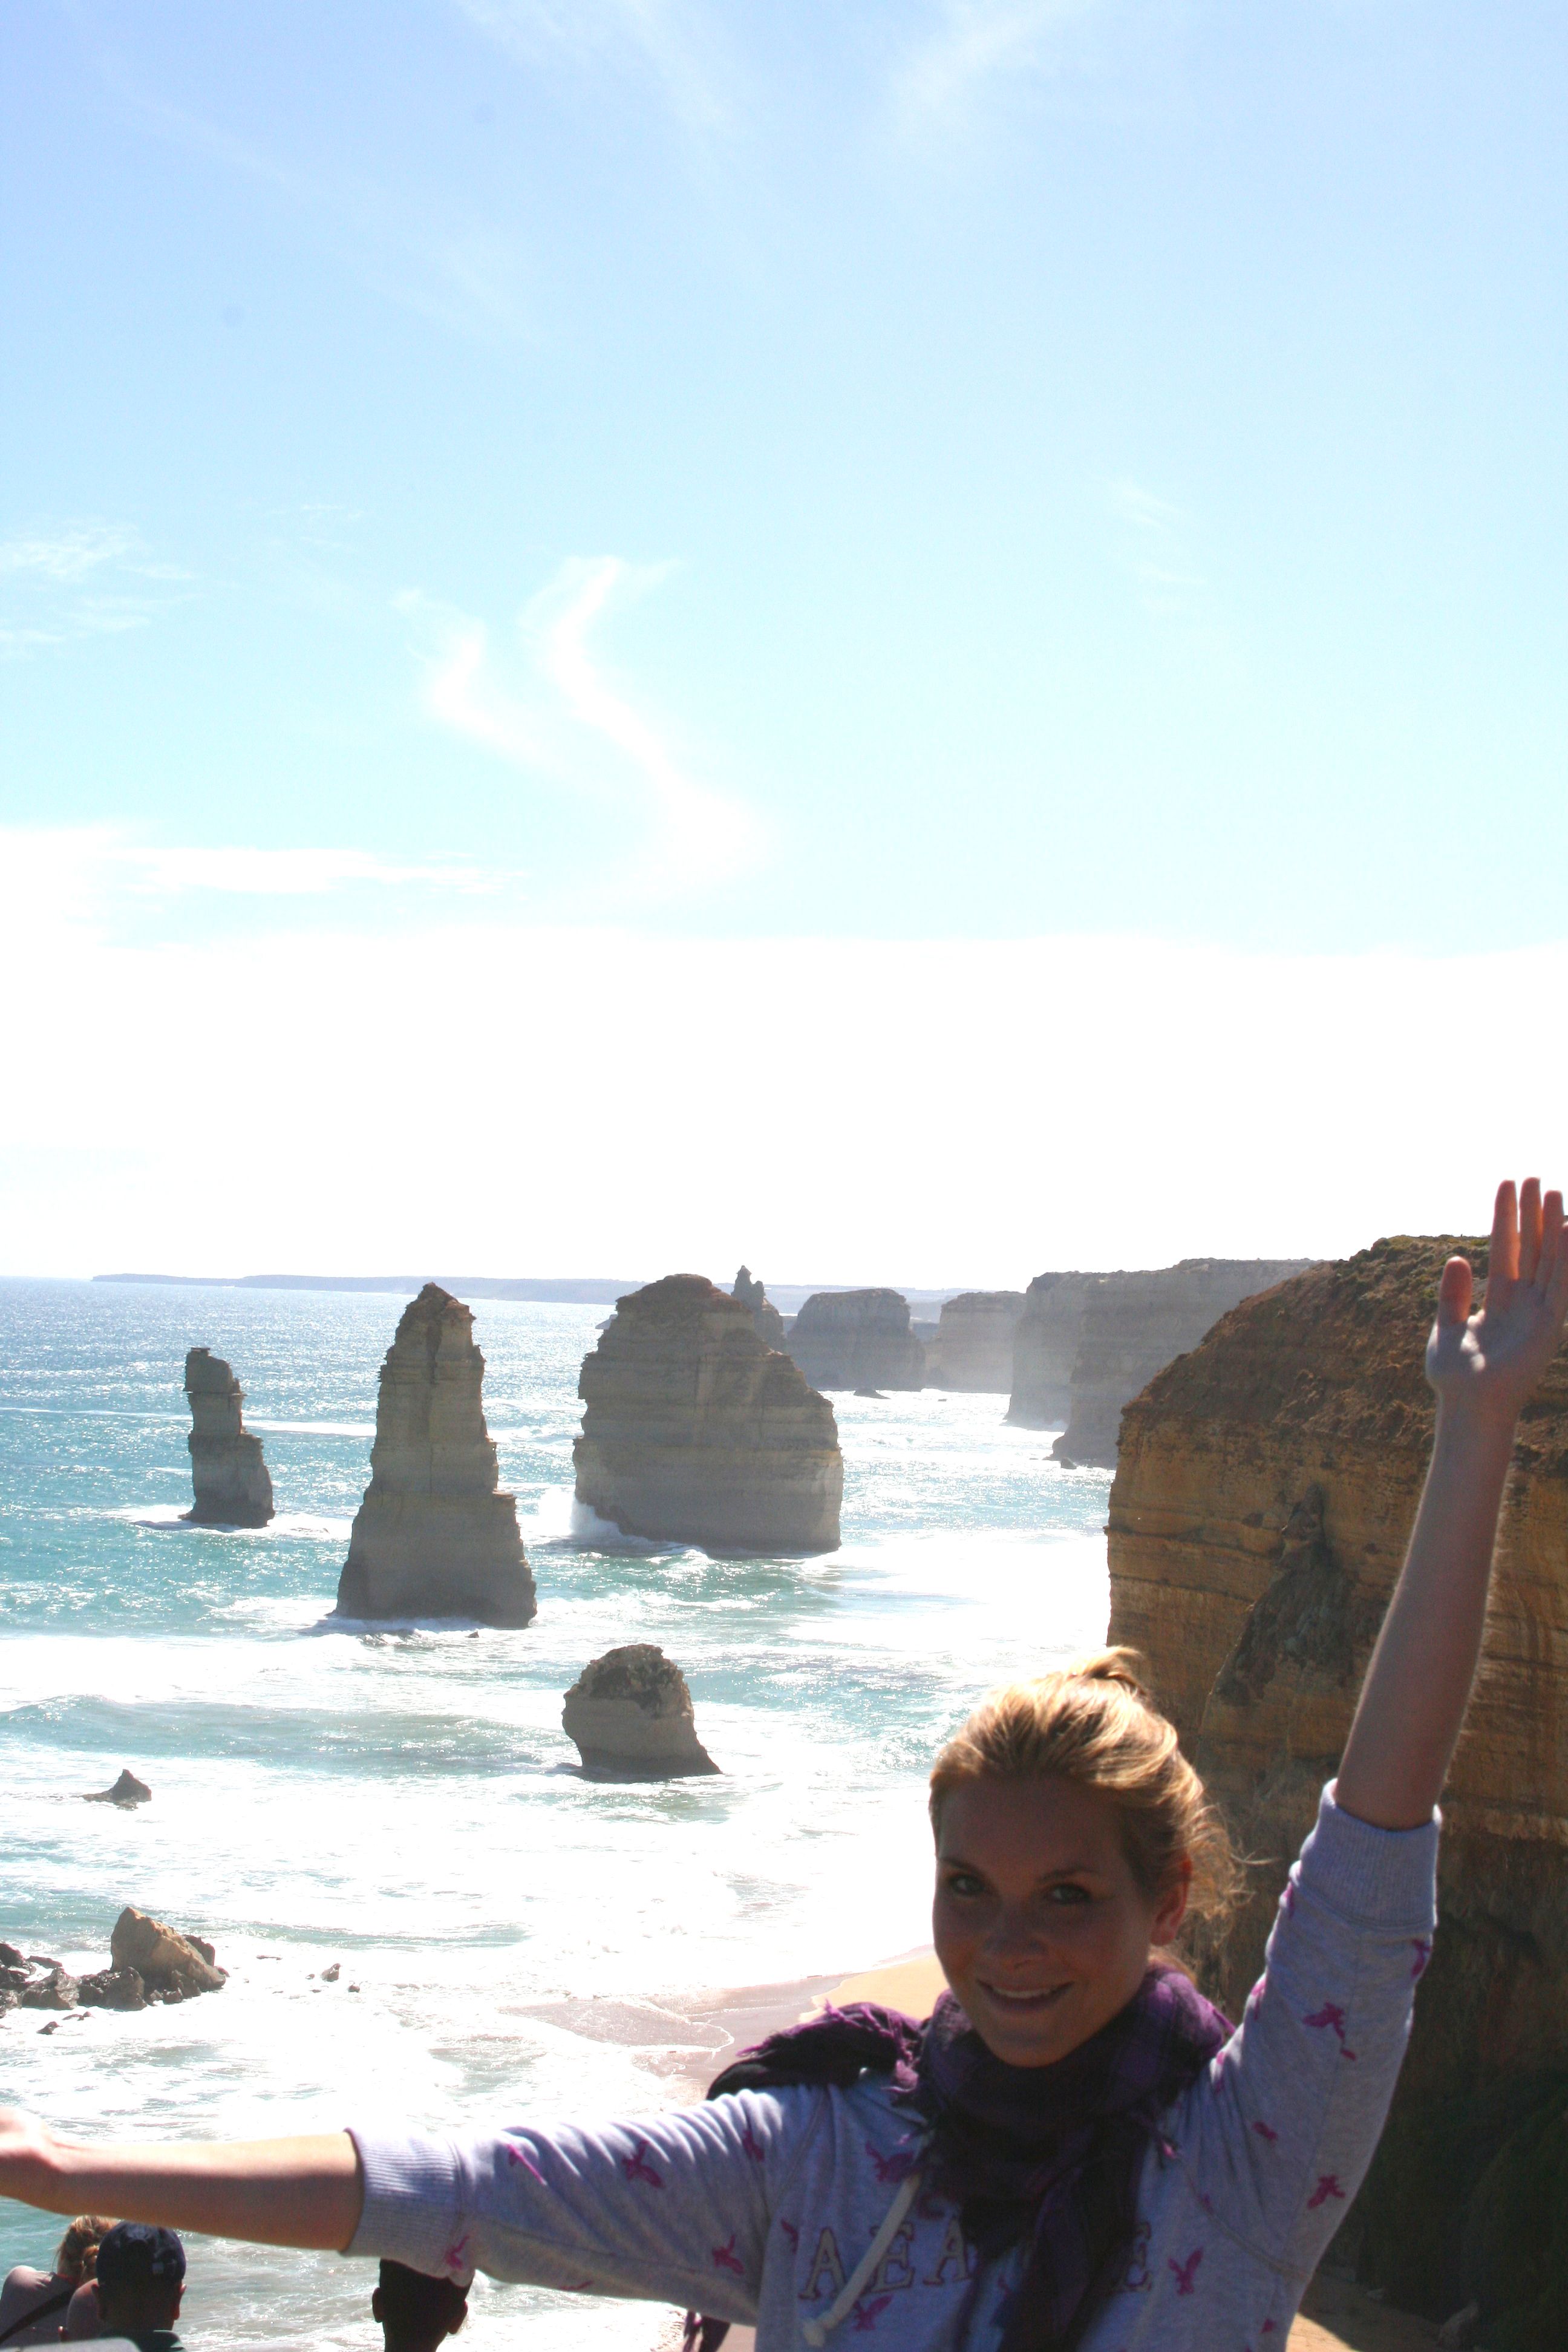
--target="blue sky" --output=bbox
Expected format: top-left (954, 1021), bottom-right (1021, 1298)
top-left (4, 4), bottom-right (1565, 1278)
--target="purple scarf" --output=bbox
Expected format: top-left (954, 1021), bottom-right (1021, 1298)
top-left (685, 1963), bottom-right (1229, 2352)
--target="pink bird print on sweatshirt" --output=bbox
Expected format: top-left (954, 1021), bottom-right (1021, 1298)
top-left (1411, 1938), bottom-right (1432, 1979)
top-left (780, 2220), bottom-right (800, 2251)
top-left (739, 2121), bottom-right (767, 2162)
top-left (866, 2141), bottom-right (918, 2184)
top-left (1252, 2120), bottom-right (1279, 2145)
top-left (504, 2141), bottom-right (545, 2183)
top-left (851, 2297), bottom-right (893, 2330)
top-left (711, 2236), bottom-right (745, 2276)
top-left (622, 2138), bottom-right (664, 2189)
top-left (1168, 2249), bottom-right (1203, 2296)
top-left (1302, 2001), bottom-right (1357, 2059)
top-left (1307, 2175), bottom-right (1346, 2210)
top-left (442, 2234), bottom-right (470, 2275)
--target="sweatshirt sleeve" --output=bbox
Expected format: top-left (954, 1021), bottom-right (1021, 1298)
top-left (345, 2085), bottom-right (819, 2323)
top-left (1177, 1780), bottom-right (1439, 2275)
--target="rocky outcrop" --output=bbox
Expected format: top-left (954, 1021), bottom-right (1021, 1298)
top-left (933, 1291), bottom-right (1026, 1392)
top-left (336, 1285), bottom-right (536, 1627)
top-left (182, 1348), bottom-right (273, 1525)
top-left (110, 1906), bottom-right (227, 1997)
top-left (786, 1289), bottom-right (926, 1392)
top-left (83, 1768), bottom-right (151, 1808)
top-left (1106, 1236), bottom-right (1568, 2319)
top-left (732, 1266), bottom-right (787, 1351)
top-left (575, 1275), bottom-right (841, 1552)
top-left (561, 1644), bottom-right (719, 1776)
top-left (1006, 1273), bottom-right (1094, 1426)
top-left (1055, 1259), bottom-right (1315, 1465)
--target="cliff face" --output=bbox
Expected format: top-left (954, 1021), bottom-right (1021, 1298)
top-left (732, 1265), bottom-right (787, 1351)
top-left (574, 1274), bottom-right (843, 1553)
top-left (1057, 1258), bottom-right (1315, 1466)
top-left (786, 1288), bottom-right (926, 1392)
top-left (183, 1348), bottom-right (273, 1526)
top-left (1006, 1273), bottom-right (1092, 1426)
top-left (1106, 1237), bottom-right (1568, 2102)
top-left (336, 1284), bottom-right (536, 1626)
top-left (933, 1291), bottom-right (1026, 1393)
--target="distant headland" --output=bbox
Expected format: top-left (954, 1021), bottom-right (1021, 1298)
top-left (91, 1270), bottom-right (972, 1315)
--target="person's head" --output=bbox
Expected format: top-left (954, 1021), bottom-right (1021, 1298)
top-left (929, 1648), bottom-right (1240, 2069)
top-left (92, 2224), bottom-right (186, 2334)
top-left (54, 2217), bottom-right (118, 2286)
top-left (370, 2261), bottom-right (468, 2352)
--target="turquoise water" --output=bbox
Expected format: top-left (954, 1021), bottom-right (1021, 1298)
top-left (0, 1279), bottom-right (1111, 2350)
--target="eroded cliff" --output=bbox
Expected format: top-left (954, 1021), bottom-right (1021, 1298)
top-left (575, 1274), bottom-right (843, 1552)
top-left (183, 1348), bottom-right (274, 1526)
top-left (1005, 1273), bottom-right (1092, 1426)
top-left (933, 1291), bottom-right (1026, 1393)
top-left (786, 1287), bottom-right (926, 1392)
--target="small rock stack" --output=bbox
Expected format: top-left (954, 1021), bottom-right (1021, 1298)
top-left (183, 1348), bottom-right (274, 1525)
top-left (561, 1645), bottom-right (718, 1776)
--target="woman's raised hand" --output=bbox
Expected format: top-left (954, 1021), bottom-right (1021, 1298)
top-left (1428, 1180), bottom-right (1568, 1426)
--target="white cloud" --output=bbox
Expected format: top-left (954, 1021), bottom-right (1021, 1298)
top-left (894, 0), bottom-right (1103, 129)
top-left (0, 524), bottom-right (194, 656)
top-left (400, 558), bottom-right (765, 898)
top-left (0, 525), bottom-right (140, 581)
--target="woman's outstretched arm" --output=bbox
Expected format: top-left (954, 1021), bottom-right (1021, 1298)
top-left (0, 2112), bottom-right (362, 2249)
top-left (1335, 1178), bottom-right (1568, 1832)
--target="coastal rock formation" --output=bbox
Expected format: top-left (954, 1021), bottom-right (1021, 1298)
top-left (575, 1276), bottom-right (842, 1552)
top-left (561, 1644), bottom-right (719, 1776)
top-left (336, 1285), bottom-right (536, 1627)
top-left (83, 1768), bottom-right (151, 1808)
top-left (786, 1289), bottom-right (926, 1393)
top-left (110, 1906), bottom-right (227, 1998)
top-left (1106, 1236), bottom-right (1568, 2317)
top-left (1006, 1273), bottom-right (1094, 1426)
top-left (1055, 1258), bottom-right (1314, 1465)
top-left (732, 1266), bottom-right (787, 1352)
top-left (933, 1291), bottom-right (1027, 1392)
top-left (182, 1348), bottom-right (273, 1526)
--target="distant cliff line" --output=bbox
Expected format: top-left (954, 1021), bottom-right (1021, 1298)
top-left (91, 1272), bottom-right (976, 1314)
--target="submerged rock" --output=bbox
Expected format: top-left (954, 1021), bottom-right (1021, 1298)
top-left (786, 1289), bottom-right (926, 1393)
top-left (575, 1275), bottom-right (843, 1554)
top-left (110, 1906), bottom-right (226, 1998)
top-left (562, 1644), bottom-right (719, 1777)
top-left (336, 1285), bottom-right (537, 1627)
top-left (732, 1266), bottom-right (787, 1351)
top-left (83, 1768), bottom-right (151, 1809)
top-left (933, 1291), bottom-right (1027, 1393)
top-left (183, 1348), bottom-right (274, 1526)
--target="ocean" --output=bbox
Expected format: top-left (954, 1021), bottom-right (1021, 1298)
top-left (0, 1279), bottom-right (1111, 2349)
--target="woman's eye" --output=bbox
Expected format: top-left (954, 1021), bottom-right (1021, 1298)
top-left (943, 1871), bottom-right (986, 1898)
top-left (1047, 1884), bottom-right (1091, 1906)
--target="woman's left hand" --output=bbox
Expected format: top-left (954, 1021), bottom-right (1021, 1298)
top-left (1427, 1179), bottom-right (1568, 1428)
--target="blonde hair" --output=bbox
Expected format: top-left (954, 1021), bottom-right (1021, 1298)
top-left (54, 2217), bottom-right (117, 2284)
top-left (929, 1648), bottom-right (1241, 1925)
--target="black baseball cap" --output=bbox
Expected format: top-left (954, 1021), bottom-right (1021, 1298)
top-left (95, 2224), bottom-right (186, 2292)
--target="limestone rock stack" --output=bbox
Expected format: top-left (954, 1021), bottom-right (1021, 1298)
top-left (336, 1285), bottom-right (536, 1626)
top-left (561, 1644), bottom-right (719, 1776)
top-left (933, 1291), bottom-right (1027, 1392)
top-left (1106, 1235), bottom-right (1568, 2113)
top-left (732, 1265), bottom-right (787, 1351)
top-left (183, 1348), bottom-right (274, 1526)
top-left (1055, 1258), bottom-right (1314, 1466)
top-left (1005, 1273), bottom-right (1093, 1426)
top-left (786, 1289), bottom-right (926, 1392)
top-left (575, 1275), bottom-right (842, 1553)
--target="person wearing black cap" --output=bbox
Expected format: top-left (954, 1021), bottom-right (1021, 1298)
top-left (89, 2226), bottom-right (185, 2352)
top-left (370, 2260), bottom-right (466, 2352)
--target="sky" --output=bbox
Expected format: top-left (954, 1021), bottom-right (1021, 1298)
top-left (3, 2), bottom-right (1565, 1282)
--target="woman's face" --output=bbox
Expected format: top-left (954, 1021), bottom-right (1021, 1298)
top-left (932, 1774), bottom-right (1189, 2068)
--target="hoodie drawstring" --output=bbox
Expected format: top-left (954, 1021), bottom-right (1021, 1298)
top-left (800, 2169), bottom-right (923, 2348)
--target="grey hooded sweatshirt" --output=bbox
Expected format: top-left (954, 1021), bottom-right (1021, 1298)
top-left (347, 1786), bottom-right (1438, 2349)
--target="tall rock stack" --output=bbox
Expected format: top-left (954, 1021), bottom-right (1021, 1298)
top-left (933, 1291), bottom-right (1026, 1392)
top-left (336, 1284), bottom-right (536, 1626)
top-left (575, 1275), bottom-right (843, 1553)
top-left (1106, 1238), bottom-right (1568, 2321)
top-left (1005, 1273), bottom-right (1093, 1426)
top-left (732, 1265), bottom-right (787, 1351)
top-left (1054, 1258), bottom-right (1314, 1466)
top-left (786, 1289), bottom-right (926, 1392)
top-left (183, 1348), bottom-right (274, 1526)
